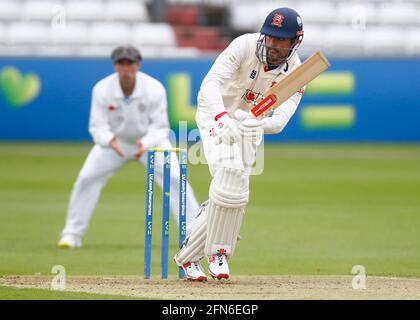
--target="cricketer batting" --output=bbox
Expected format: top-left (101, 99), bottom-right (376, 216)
top-left (174, 7), bottom-right (307, 281)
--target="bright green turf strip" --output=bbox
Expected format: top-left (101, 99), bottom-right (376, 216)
top-left (0, 143), bottom-right (420, 278)
top-left (0, 285), bottom-right (142, 300)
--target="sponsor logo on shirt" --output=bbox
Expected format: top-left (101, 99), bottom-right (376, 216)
top-left (209, 127), bottom-right (216, 137)
top-left (224, 51), bottom-right (237, 64)
top-left (243, 89), bottom-right (262, 105)
top-left (250, 70), bottom-right (257, 79)
top-left (246, 90), bottom-right (256, 102)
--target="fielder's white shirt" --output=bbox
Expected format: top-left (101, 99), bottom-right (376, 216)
top-left (197, 33), bottom-right (304, 134)
top-left (89, 71), bottom-right (169, 147)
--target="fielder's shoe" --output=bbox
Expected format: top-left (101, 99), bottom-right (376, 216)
top-left (175, 259), bottom-right (207, 282)
top-left (208, 253), bottom-right (230, 280)
top-left (57, 234), bottom-right (82, 249)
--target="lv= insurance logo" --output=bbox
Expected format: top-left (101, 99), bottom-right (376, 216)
top-left (0, 66), bottom-right (41, 108)
top-left (167, 72), bottom-right (356, 131)
top-left (300, 72), bottom-right (355, 130)
top-left (166, 73), bottom-right (197, 130)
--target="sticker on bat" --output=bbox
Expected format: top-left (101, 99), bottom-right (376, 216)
top-left (251, 94), bottom-right (278, 117)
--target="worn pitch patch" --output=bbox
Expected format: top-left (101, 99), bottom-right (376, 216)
top-left (1, 275), bottom-right (420, 300)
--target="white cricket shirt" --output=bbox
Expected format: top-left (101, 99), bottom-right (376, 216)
top-left (197, 33), bottom-right (304, 134)
top-left (88, 71), bottom-right (170, 147)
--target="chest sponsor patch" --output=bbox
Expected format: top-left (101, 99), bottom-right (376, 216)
top-left (243, 89), bottom-right (262, 104)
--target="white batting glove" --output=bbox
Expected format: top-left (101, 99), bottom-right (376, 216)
top-left (233, 109), bottom-right (249, 122)
top-left (213, 112), bottom-right (241, 145)
top-left (234, 109), bottom-right (263, 144)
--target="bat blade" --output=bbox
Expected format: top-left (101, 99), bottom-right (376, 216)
top-left (251, 51), bottom-right (331, 118)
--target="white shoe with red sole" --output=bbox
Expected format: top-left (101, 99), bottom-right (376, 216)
top-left (208, 254), bottom-right (230, 279)
top-left (175, 260), bottom-right (207, 282)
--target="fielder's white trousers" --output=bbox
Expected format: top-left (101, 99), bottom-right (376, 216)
top-left (61, 140), bottom-right (200, 238)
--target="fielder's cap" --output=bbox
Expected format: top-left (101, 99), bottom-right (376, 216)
top-left (111, 45), bottom-right (142, 64)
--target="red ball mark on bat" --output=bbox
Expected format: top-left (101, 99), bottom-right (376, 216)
top-left (271, 81), bottom-right (277, 88)
top-left (297, 88), bottom-right (305, 94)
top-left (108, 105), bottom-right (116, 111)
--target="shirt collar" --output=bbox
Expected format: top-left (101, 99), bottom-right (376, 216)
top-left (114, 72), bottom-right (142, 100)
top-left (263, 61), bottom-right (289, 74)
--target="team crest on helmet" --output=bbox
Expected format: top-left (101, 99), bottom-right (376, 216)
top-left (271, 13), bottom-right (284, 27)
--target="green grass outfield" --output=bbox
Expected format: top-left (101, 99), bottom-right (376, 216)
top-left (1, 143), bottom-right (420, 298)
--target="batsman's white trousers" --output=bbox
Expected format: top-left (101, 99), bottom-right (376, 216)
top-left (196, 110), bottom-right (260, 178)
top-left (197, 111), bottom-right (256, 258)
top-left (61, 139), bottom-right (200, 238)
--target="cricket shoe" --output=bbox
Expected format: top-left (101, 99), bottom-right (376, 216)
top-left (208, 253), bottom-right (230, 280)
top-left (57, 234), bottom-right (82, 249)
top-left (175, 259), bottom-right (207, 282)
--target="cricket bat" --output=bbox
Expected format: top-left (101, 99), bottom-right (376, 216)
top-left (250, 51), bottom-right (331, 118)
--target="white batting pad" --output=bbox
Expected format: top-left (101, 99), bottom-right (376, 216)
top-left (174, 201), bottom-right (208, 265)
top-left (205, 167), bottom-right (249, 258)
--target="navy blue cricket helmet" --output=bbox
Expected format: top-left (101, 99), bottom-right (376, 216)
top-left (256, 7), bottom-right (304, 66)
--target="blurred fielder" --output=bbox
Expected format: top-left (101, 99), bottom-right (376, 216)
top-left (58, 45), bottom-right (200, 248)
top-left (174, 8), bottom-right (305, 281)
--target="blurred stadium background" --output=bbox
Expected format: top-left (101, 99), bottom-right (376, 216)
top-left (1, 0), bottom-right (420, 299)
top-left (1, 0), bottom-right (420, 57)
top-left (1, 0), bottom-right (420, 141)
